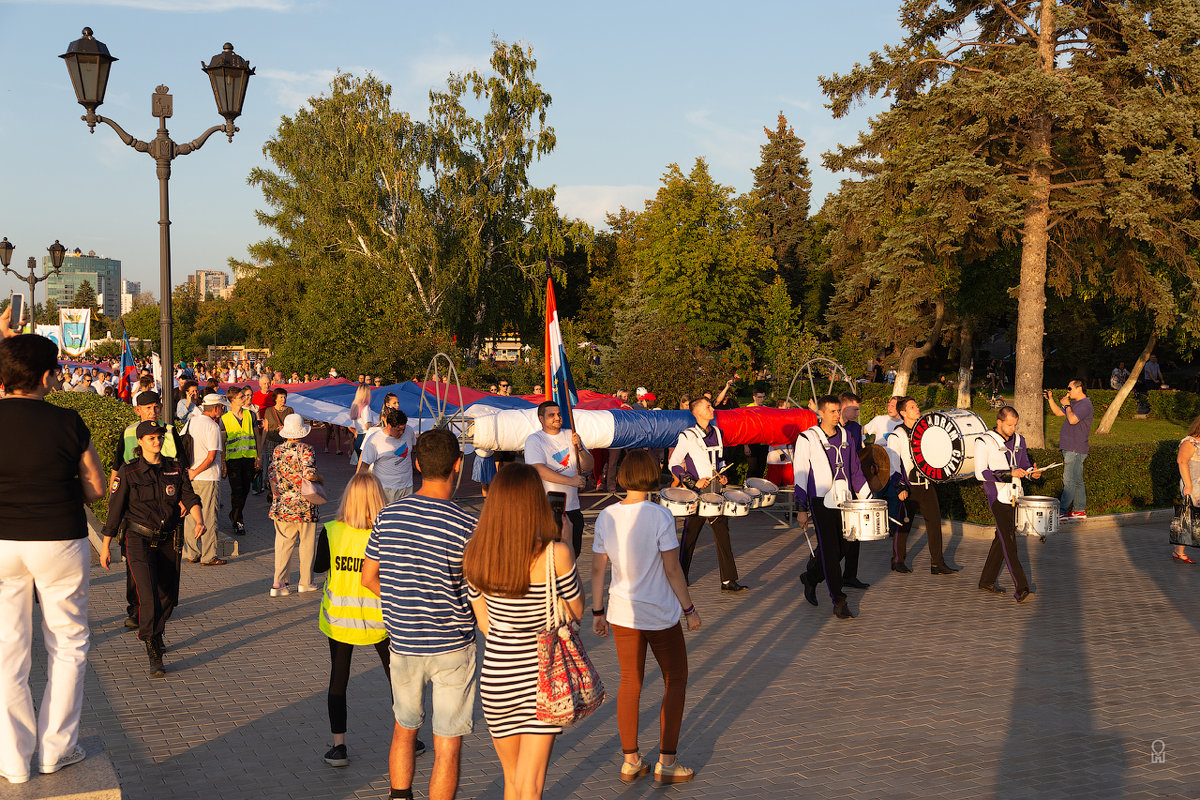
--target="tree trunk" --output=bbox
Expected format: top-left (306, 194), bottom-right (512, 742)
top-left (1096, 332), bottom-right (1155, 435)
top-left (891, 298), bottom-right (946, 398)
top-left (957, 318), bottom-right (974, 409)
top-left (1013, 1), bottom-right (1057, 448)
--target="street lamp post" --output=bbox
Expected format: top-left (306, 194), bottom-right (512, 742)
top-left (60, 27), bottom-right (253, 424)
top-left (0, 239), bottom-right (68, 333)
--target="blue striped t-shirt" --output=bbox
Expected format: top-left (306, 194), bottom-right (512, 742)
top-left (364, 494), bottom-right (477, 656)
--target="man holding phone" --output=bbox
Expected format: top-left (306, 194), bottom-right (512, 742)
top-left (525, 401), bottom-right (593, 555)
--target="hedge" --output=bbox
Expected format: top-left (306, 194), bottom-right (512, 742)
top-left (933, 440), bottom-right (1180, 524)
top-left (47, 391), bottom-right (137, 523)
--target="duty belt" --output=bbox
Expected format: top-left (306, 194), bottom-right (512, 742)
top-left (124, 520), bottom-right (180, 547)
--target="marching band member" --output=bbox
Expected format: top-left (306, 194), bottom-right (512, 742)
top-left (794, 395), bottom-right (871, 619)
top-left (975, 406), bottom-right (1041, 603)
top-left (883, 397), bottom-right (958, 575)
top-left (668, 398), bottom-right (747, 592)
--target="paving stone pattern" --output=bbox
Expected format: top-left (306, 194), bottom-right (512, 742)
top-left (25, 443), bottom-right (1200, 799)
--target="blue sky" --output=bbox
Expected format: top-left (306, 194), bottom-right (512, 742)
top-left (0, 0), bottom-right (900, 300)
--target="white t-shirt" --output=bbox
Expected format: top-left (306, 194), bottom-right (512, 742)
top-left (186, 414), bottom-right (224, 482)
top-left (593, 501), bottom-right (682, 630)
top-left (524, 429), bottom-right (580, 511)
top-left (360, 427), bottom-right (416, 491)
top-left (353, 404), bottom-right (372, 434)
top-left (862, 414), bottom-right (901, 444)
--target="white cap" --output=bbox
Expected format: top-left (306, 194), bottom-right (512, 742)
top-left (635, 386), bottom-right (648, 397)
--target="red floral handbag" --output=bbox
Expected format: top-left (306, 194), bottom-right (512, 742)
top-left (535, 546), bottom-right (605, 725)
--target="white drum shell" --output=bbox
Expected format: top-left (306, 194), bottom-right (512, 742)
top-left (1016, 496), bottom-right (1060, 538)
top-left (698, 493), bottom-right (725, 518)
top-left (658, 487), bottom-right (699, 517)
top-left (722, 490), bottom-right (752, 517)
top-left (745, 477), bottom-right (779, 507)
top-left (839, 499), bottom-right (889, 541)
top-left (744, 487), bottom-right (763, 509)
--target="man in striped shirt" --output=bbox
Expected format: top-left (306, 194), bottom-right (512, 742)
top-left (362, 429), bottom-right (477, 800)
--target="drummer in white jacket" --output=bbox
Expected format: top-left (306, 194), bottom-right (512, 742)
top-left (794, 395), bottom-right (872, 619)
top-left (974, 406), bottom-right (1041, 603)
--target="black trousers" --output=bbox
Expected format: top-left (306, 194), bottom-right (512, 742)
top-left (126, 532), bottom-right (180, 641)
top-left (328, 637), bottom-right (391, 735)
top-left (125, 533), bottom-right (180, 620)
top-left (564, 509), bottom-right (585, 557)
top-left (680, 513), bottom-right (739, 583)
top-left (746, 444), bottom-right (769, 480)
top-left (226, 457), bottom-right (256, 525)
top-left (805, 498), bottom-right (860, 603)
top-left (894, 483), bottom-right (947, 568)
top-left (980, 500), bottom-right (1030, 594)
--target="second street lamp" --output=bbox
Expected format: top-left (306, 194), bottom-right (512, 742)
top-left (1, 239), bottom-right (67, 333)
top-left (60, 27), bottom-right (254, 424)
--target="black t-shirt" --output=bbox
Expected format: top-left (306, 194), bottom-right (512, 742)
top-left (0, 397), bottom-right (91, 541)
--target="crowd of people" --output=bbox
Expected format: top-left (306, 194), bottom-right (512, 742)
top-left (2, 300), bottom-right (1197, 794)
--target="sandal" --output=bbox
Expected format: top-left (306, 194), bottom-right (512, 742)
top-left (1172, 552), bottom-right (1196, 564)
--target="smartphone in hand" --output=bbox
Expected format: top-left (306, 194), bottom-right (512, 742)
top-left (9, 292), bottom-right (24, 333)
top-left (548, 491), bottom-right (566, 540)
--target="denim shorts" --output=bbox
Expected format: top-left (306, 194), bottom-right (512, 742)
top-left (389, 645), bottom-right (477, 738)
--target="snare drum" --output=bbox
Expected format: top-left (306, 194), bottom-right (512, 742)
top-left (744, 487), bottom-right (763, 508)
top-left (698, 493), bottom-right (725, 517)
top-left (722, 490), bottom-right (752, 517)
top-left (658, 487), bottom-right (699, 517)
top-left (745, 477), bottom-right (779, 507)
top-left (839, 499), bottom-right (889, 541)
top-left (1016, 496), bottom-right (1059, 539)
top-left (910, 409), bottom-right (990, 482)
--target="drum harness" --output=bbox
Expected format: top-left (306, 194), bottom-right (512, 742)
top-left (801, 425), bottom-right (851, 558)
top-left (983, 429), bottom-right (1023, 508)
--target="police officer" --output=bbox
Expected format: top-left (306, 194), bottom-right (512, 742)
top-left (101, 421), bottom-right (205, 677)
top-left (110, 391), bottom-right (185, 631)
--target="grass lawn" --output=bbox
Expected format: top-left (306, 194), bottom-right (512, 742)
top-left (1044, 413), bottom-right (1186, 447)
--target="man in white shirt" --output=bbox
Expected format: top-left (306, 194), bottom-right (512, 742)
top-left (183, 394), bottom-right (227, 566)
top-left (862, 396), bottom-right (902, 445)
top-left (357, 408), bottom-right (417, 504)
top-left (525, 401), bottom-right (593, 555)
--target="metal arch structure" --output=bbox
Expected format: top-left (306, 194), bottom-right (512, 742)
top-left (785, 357), bottom-right (855, 410)
top-left (418, 353), bottom-right (470, 490)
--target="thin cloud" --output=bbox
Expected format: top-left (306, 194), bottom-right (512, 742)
top-left (554, 185), bottom-right (657, 229)
top-left (259, 67), bottom-right (371, 111)
top-left (4, 0), bottom-right (299, 9)
top-left (684, 109), bottom-right (760, 172)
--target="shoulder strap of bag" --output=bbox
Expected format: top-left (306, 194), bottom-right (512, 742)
top-left (543, 545), bottom-right (561, 631)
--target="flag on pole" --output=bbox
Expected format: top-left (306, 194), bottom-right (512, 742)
top-left (543, 276), bottom-right (578, 430)
top-left (116, 332), bottom-right (137, 403)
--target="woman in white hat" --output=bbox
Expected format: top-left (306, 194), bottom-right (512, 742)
top-left (268, 413), bottom-right (322, 596)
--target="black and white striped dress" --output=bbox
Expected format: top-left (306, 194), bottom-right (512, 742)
top-left (468, 564), bottom-right (581, 738)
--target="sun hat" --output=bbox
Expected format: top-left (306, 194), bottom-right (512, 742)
top-left (279, 413), bottom-right (311, 440)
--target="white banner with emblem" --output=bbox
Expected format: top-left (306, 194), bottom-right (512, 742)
top-left (58, 308), bottom-right (91, 356)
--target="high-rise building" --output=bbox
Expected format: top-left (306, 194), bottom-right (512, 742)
top-left (186, 269), bottom-right (230, 299)
top-left (120, 280), bottom-right (141, 316)
top-left (43, 249), bottom-right (121, 319)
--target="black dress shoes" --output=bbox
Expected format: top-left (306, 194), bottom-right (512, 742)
top-left (978, 584), bottom-right (1007, 595)
top-left (833, 599), bottom-right (855, 619)
top-left (801, 574), bottom-right (818, 606)
top-left (842, 577), bottom-right (871, 589)
top-left (720, 581), bottom-right (749, 593)
top-left (891, 562), bottom-right (912, 573)
top-left (931, 564), bottom-right (959, 575)
top-left (1014, 589), bottom-right (1035, 604)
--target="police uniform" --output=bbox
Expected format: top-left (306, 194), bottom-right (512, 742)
top-left (102, 454), bottom-right (201, 654)
top-left (112, 421), bottom-right (183, 625)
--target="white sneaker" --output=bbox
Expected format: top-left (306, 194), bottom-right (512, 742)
top-left (296, 584), bottom-right (320, 593)
top-left (270, 584), bottom-right (290, 597)
top-left (1, 768), bottom-right (30, 784)
top-left (40, 745), bottom-right (85, 774)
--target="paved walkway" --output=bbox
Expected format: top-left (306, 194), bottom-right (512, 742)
top-left (27, 445), bottom-right (1200, 799)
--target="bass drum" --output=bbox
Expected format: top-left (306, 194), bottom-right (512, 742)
top-left (910, 409), bottom-right (989, 482)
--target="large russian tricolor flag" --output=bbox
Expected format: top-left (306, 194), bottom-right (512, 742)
top-left (116, 332), bottom-right (137, 403)
top-left (543, 276), bottom-right (578, 430)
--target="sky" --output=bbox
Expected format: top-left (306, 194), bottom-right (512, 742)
top-left (0, 0), bottom-right (902, 302)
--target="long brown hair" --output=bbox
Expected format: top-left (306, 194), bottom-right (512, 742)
top-left (1187, 414), bottom-right (1200, 440)
top-left (463, 463), bottom-right (558, 598)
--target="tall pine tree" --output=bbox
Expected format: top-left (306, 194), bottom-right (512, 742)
top-left (750, 113), bottom-right (813, 301)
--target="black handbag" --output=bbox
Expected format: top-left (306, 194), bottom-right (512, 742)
top-left (1170, 499), bottom-right (1200, 548)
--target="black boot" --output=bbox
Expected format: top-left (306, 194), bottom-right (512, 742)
top-left (146, 640), bottom-right (165, 678)
top-left (151, 633), bottom-right (166, 655)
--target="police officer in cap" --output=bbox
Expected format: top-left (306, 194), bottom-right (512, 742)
top-left (101, 421), bottom-right (205, 677)
top-left (110, 391), bottom-right (185, 631)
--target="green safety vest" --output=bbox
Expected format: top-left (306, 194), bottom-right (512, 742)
top-left (121, 422), bottom-right (177, 463)
top-left (221, 409), bottom-right (257, 460)
top-left (318, 521), bottom-right (386, 645)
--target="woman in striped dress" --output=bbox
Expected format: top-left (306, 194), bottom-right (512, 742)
top-left (463, 463), bottom-right (584, 800)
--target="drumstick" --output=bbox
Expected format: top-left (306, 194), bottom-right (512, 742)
top-left (1037, 462), bottom-right (1063, 472)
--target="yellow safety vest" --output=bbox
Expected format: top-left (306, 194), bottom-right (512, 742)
top-left (221, 409), bottom-right (257, 460)
top-left (122, 422), bottom-right (176, 462)
top-left (318, 521), bottom-right (387, 645)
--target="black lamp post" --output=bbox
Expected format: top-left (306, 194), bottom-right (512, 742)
top-left (1, 239), bottom-right (68, 333)
top-left (60, 27), bottom-right (254, 424)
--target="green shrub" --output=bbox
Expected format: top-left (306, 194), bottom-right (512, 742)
top-left (47, 391), bottom-right (137, 522)
top-left (934, 440), bottom-right (1179, 524)
top-left (1069, 388), bottom-right (1200, 425)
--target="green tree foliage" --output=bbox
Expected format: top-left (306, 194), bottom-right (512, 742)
top-left (820, 0), bottom-right (1200, 445)
top-left (120, 303), bottom-right (159, 346)
top-left (750, 113), bottom-right (813, 301)
top-left (760, 276), bottom-right (823, 391)
top-left (36, 299), bottom-right (59, 326)
top-left (633, 159), bottom-right (777, 350)
top-left (72, 280), bottom-right (98, 313)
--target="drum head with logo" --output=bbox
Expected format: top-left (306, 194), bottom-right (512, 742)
top-left (910, 410), bottom-right (987, 482)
